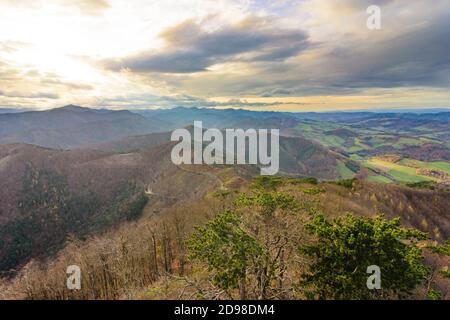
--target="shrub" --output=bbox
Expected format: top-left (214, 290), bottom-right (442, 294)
top-left (251, 176), bottom-right (283, 190)
top-left (333, 178), bottom-right (357, 189)
top-left (406, 181), bottom-right (436, 190)
top-left (287, 177), bottom-right (318, 185)
top-left (302, 187), bottom-right (325, 195)
top-left (299, 213), bottom-right (429, 299)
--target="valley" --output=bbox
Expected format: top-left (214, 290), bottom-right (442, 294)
top-left (0, 106), bottom-right (448, 300)
top-left (1, 0), bottom-right (449, 303)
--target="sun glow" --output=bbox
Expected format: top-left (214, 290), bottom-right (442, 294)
top-left (1, 0), bottom-right (449, 111)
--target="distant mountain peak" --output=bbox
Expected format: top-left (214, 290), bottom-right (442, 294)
top-left (56, 105), bottom-right (133, 115)
top-left (59, 105), bottom-right (89, 111)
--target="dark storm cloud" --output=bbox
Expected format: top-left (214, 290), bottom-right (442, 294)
top-left (104, 18), bottom-right (309, 74)
top-left (101, 0), bottom-right (450, 99)
top-left (254, 45), bottom-right (306, 62)
top-left (246, 5), bottom-right (450, 96)
top-left (107, 50), bottom-right (211, 73)
top-left (314, 5), bottom-right (450, 90)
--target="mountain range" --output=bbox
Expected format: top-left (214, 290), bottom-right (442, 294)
top-left (0, 105), bottom-right (165, 149)
top-left (0, 105), bottom-right (449, 278)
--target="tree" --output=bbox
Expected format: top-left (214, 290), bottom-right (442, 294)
top-left (430, 239), bottom-right (450, 279)
top-left (188, 209), bottom-right (262, 299)
top-left (299, 213), bottom-right (429, 299)
top-left (235, 190), bottom-right (299, 299)
top-left (189, 188), bottom-right (300, 300)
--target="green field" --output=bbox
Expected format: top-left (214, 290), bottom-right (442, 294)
top-left (398, 159), bottom-right (450, 175)
top-left (367, 175), bottom-right (393, 183)
top-left (392, 137), bottom-right (423, 149)
top-left (295, 119), bottom-right (446, 160)
top-left (431, 162), bottom-right (450, 173)
top-left (363, 158), bottom-right (448, 183)
top-left (294, 119), bottom-right (449, 185)
top-left (337, 160), bottom-right (355, 179)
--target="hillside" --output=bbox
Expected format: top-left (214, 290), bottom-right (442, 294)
top-left (0, 142), bottom-right (225, 273)
top-left (2, 176), bottom-right (448, 299)
top-left (91, 129), bottom-right (342, 180)
top-left (0, 122), bottom-right (345, 274)
top-left (0, 106), bottom-right (166, 149)
top-left (136, 108), bottom-right (450, 182)
top-left (0, 106), bottom-right (448, 300)
top-left (136, 107), bottom-right (299, 131)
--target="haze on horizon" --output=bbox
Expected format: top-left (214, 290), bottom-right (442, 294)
top-left (0, 0), bottom-right (449, 112)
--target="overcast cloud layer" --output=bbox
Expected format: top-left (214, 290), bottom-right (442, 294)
top-left (0, 0), bottom-right (449, 111)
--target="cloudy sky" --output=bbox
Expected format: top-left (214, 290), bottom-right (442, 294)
top-left (0, 0), bottom-right (449, 111)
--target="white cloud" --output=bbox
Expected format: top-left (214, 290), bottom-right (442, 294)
top-left (0, 0), bottom-right (449, 111)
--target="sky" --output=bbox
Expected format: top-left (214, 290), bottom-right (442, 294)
top-left (0, 0), bottom-right (449, 111)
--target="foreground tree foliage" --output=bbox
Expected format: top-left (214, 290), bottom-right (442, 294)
top-left (2, 176), bottom-right (448, 300)
top-left (188, 179), bottom-right (437, 300)
top-left (430, 239), bottom-right (450, 280)
top-left (299, 214), bottom-right (430, 299)
top-left (189, 187), bottom-right (300, 299)
top-left (188, 210), bottom-right (263, 299)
